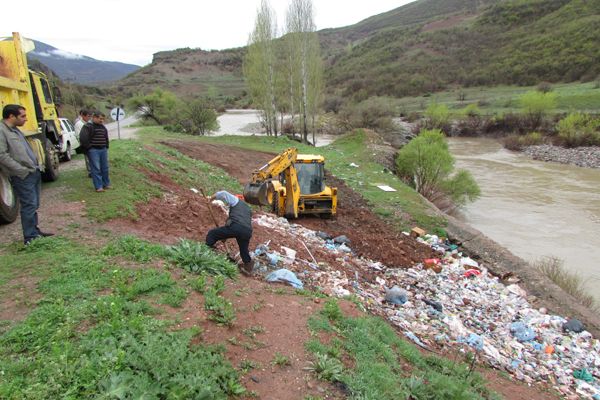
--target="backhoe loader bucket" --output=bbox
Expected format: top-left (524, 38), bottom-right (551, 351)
top-left (243, 182), bottom-right (273, 206)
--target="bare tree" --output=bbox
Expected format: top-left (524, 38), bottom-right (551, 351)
top-left (285, 0), bottom-right (321, 144)
top-left (244, 0), bottom-right (279, 136)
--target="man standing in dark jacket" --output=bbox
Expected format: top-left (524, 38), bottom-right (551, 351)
top-left (0, 104), bottom-right (54, 244)
top-left (81, 111), bottom-right (111, 192)
top-left (206, 190), bottom-right (254, 274)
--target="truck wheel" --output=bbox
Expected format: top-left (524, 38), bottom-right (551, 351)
top-left (0, 172), bottom-right (18, 224)
top-left (41, 139), bottom-right (59, 182)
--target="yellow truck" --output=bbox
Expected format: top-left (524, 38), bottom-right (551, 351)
top-left (0, 32), bottom-right (63, 223)
top-left (243, 147), bottom-right (337, 218)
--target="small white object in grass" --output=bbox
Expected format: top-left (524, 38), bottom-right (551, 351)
top-left (377, 185), bottom-right (396, 192)
top-left (190, 188), bottom-right (199, 194)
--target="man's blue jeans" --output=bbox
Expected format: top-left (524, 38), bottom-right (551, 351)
top-left (88, 147), bottom-right (110, 190)
top-left (10, 170), bottom-right (41, 242)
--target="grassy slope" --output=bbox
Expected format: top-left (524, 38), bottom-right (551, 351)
top-left (325, 0), bottom-right (600, 98)
top-left (110, 0), bottom-right (599, 104)
top-left (391, 81), bottom-right (600, 116)
top-left (0, 130), bottom-right (509, 399)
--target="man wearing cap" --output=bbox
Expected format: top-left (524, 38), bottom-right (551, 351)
top-left (206, 190), bottom-right (254, 274)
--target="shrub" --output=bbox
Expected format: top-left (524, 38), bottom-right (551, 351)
top-left (556, 112), bottom-right (600, 147)
top-left (424, 102), bottom-right (450, 130)
top-left (519, 90), bottom-right (557, 129)
top-left (396, 129), bottom-right (480, 207)
top-left (534, 257), bottom-right (597, 311)
top-left (461, 104), bottom-right (481, 118)
top-left (536, 81), bottom-right (553, 93)
top-left (503, 132), bottom-right (546, 150)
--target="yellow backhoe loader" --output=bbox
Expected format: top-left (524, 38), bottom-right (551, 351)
top-left (243, 147), bottom-right (337, 218)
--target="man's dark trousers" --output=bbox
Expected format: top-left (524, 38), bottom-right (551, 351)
top-left (10, 170), bottom-right (41, 242)
top-left (206, 223), bottom-right (252, 263)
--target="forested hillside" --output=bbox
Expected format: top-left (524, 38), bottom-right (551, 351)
top-left (113, 0), bottom-right (600, 102)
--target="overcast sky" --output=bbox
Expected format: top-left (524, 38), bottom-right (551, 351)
top-left (8, 0), bottom-right (414, 66)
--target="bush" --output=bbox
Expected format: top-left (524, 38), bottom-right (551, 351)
top-left (338, 97), bottom-right (396, 132)
top-left (556, 112), bottom-right (600, 147)
top-left (519, 90), bottom-right (557, 129)
top-left (534, 256), bottom-right (597, 311)
top-left (424, 102), bottom-right (450, 131)
top-left (503, 131), bottom-right (545, 150)
top-left (396, 129), bottom-right (480, 207)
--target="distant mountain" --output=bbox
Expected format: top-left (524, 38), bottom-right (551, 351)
top-left (27, 39), bottom-right (140, 84)
top-left (113, 0), bottom-right (600, 101)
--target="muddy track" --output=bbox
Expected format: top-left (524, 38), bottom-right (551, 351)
top-left (162, 141), bottom-right (433, 268)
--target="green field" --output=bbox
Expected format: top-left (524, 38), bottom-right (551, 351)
top-left (392, 81), bottom-right (600, 116)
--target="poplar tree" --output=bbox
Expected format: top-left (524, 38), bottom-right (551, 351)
top-left (244, 0), bottom-right (279, 136)
top-left (285, 0), bottom-right (322, 144)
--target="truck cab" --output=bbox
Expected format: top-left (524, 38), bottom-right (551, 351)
top-left (0, 32), bottom-right (63, 223)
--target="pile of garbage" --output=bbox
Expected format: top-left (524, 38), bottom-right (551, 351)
top-left (252, 214), bottom-right (600, 399)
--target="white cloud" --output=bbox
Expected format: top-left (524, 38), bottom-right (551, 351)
top-left (13, 0), bottom-right (414, 66)
top-left (33, 49), bottom-right (85, 60)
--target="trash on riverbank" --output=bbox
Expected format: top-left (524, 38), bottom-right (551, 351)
top-left (251, 214), bottom-right (600, 398)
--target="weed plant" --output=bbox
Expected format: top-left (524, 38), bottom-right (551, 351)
top-left (168, 239), bottom-right (238, 277)
top-left (0, 237), bottom-right (244, 398)
top-left (534, 256), bottom-right (598, 311)
top-left (305, 299), bottom-right (500, 399)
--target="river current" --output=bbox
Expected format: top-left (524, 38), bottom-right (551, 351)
top-left (448, 137), bottom-right (600, 301)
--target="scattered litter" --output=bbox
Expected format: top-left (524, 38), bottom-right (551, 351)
top-left (349, 162), bottom-right (360, 168)
top-left (404, 331), bottom-right (429, 349)
top-left (410, 227), bottom-right (426, 238)
top-left (385, 286), bottom-right (408, 305)
top-left (281, 246), bottom-right (297, 264)
top-left (510, 321), bottom-right (536, 343)
top-left (333, 235), bottom-right (351, 245)
top-left (247, 215), bottom-right (600, 398)
top-left (266, 269), bottom-right (303, 289)
top-left (563, 319), bottom-right (585, 333)
top-left (573, 368), bottom-right (594, 382)
top-left (423, 299), bottom-right (443, 312)
top-left (376, 185), bottom-right (396, 192)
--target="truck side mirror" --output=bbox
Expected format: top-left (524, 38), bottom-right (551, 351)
top-left (52, 86), bottom-right (62, 105)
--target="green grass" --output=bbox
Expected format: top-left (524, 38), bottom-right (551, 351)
top-left (305, 299), bottom-right (501, 400)
top-left (51, 130), bottom-right (241, 222)
top-left (392, 81), bottom-right (600, 116)
top-left (0, 236), bottom-right (244, 398)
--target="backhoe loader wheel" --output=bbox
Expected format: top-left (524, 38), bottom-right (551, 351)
top-left (272, 192), bottom-right (282, 217)
top-left (0, 172), bottom-right (18, 224)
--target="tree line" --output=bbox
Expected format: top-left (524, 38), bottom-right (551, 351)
top-left (244, 0), bottom-right (322, 145)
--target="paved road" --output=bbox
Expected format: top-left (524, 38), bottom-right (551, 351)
top-left (105, 115), bottom-right (138, 140)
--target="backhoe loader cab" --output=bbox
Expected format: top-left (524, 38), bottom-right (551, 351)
top-left (243, 148), bottom-right (337, 219)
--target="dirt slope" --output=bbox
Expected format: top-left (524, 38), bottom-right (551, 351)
top-left (163, 141), bottom-right (433, 267)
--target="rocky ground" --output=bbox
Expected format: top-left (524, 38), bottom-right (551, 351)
top-left (523, 145), bottom-right (600, 169)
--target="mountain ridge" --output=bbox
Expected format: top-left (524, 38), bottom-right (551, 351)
top-left (27, 39), bottom-right (140, 84)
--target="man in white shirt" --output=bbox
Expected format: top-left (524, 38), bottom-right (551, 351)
top-left (73, 109), bottom-right (91, 175)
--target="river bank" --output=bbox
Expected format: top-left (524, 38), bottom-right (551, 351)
top-left (523, 144), bottom-right (600, 169)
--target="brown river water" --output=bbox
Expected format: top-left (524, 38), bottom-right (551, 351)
top-left (448, 137), bottom-right (600, 301)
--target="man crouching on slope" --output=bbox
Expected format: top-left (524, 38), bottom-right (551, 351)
top-left (206, 190), bottom-right (254, 275)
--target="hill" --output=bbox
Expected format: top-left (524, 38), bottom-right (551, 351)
top-left (110, 47), bottom-right (246, 103)
top-left (28, 39), bottom-right (140, 84)
top-left (111, 0), bottom-right (599, 101)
